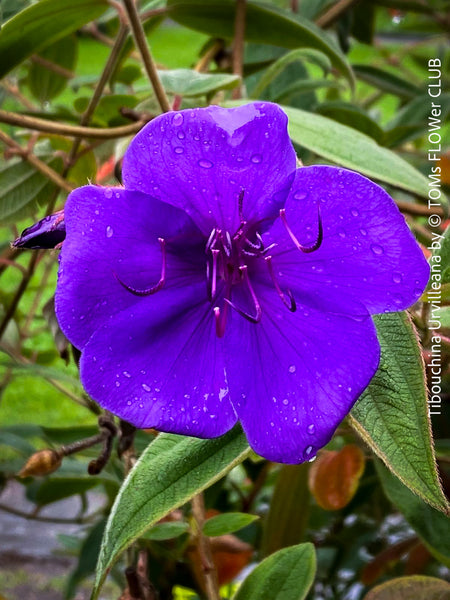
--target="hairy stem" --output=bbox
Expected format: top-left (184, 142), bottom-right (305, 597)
top-left (191, 494), bottom-right (221, 600)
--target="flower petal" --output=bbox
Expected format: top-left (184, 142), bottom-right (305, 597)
top-left (264, 166), bottom-right (429, 316)
top-left (80, 283), bottom-right (237, 437)
top-left (122, 103), bottom-right (297, 234)
top-left (224, 290), bottom-right (380, 463)
top-left (56, 185), bottom-right (204, 350)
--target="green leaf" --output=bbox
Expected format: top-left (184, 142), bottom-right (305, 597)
top-left (158, 69), bottom-right (240, 97)
top-left (203, 512), bottom-right (259, 537)
top-left (143, 521), bottom-right (190, 541)
top-left (262, 464), bottom-right (310, 557)
top-left (350, 313), bottom-right (448, 514)
top-left (250, 48), bottom-right (332, 99)
top-left (93, 427), bottom-right (250, 599)
top-left (316, 101), bottom-right (384, 143)
top-left (363, 575), bottom-right (450, 600)
top-left (167, 0), bottom-right (354, 88)
top-left (234, 543), bottom-right (316, 600)
top-left (27, 35), bottom-right (78, 103)
top-left (0, 0), bottom-right (109, 79)
top-left (353, 64), bottom-right (422, 99)
top-left (375, 461), bottom-right (450, 565)
top-left (281, 104), bottom-right (431, 198)
top-left (0, 156), bottom-right (63, 224)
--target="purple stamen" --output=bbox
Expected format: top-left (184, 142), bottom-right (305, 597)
top-left (225, 265), bottom-right (262, 324)
top-left (115, 237), bottom-right (166, 296)
top-left (280, 205), bottom-right (323, 253)
top-left (265, 255), bottom-right (296, 312)
top-left (210, 249), bottom-right (219, 299)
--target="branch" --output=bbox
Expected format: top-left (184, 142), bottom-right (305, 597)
top-left (316, 0), bottom-right (360, 28)
top-left (232, 0), bottom-right (246, 100)
top-left (0, 130), bottom-right (74, 193)
top-left (191, 494), bottom-right (221, 600)
top-left (122, 0), bottom-right (171, 113)
top-left (0, 109), bottom-right (147, 139)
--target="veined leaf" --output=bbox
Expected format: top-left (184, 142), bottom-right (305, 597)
top-left (203, 512), bottom-right (259, 537)
top-left (250, 48), bottom-right (332, 99)
top-left (234, 543), bottom-right (316, 600)
top-left (281, 104), bottom-right (431, 198)
top-left (350, 313), bottom-right (448, 514)
top-left (0, 0), bottom-right (109, 79)
top-left (353, 64), bottom-right (422, 99)
top-left (375, 461), bottom-right (450, 565)
top-left (158, 69), bottom-right (240, 96)
top-left (0, 156), bottom-right (63, 224)
top-left (364, 575), bottom-right (450, 600)
top-left (92, 427), bottom-right (250, 599)
top-left (167, 0), bottom-right (354, 88)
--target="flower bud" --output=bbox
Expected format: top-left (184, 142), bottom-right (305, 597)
top-left (18, 449), bottom-right (62, 477)
top-left (13, 210), bottom-right (65, 249)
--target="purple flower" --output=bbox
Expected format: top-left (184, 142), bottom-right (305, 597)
top-left (13, 210), bottom-right (65, 249)
top-left (55, 102), bottom-right (429, 464)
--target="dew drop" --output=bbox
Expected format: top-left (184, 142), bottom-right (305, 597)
top-left (304, 445), bottom-right (314, 458)
top-left (172, 112), bottom-right (183, 126)
top-left (104, 188), bottom-right (113, 199)
top-left (177, 130), bottom-right (185, 140)
top-left (393, 294), bottom-right (403, 305)
top-left (251, 153), bottom-right (262, 164)
top-left (414, 287), bottom-right (423, 297)
top-left (115, 381), bottom-right (120, 387)
top-left (139, 403), bottom-right (144, 409)
top-left (198, 159), bottom-right (213, 169)
top-left (307, 424), bottom-right (315, 435)
top-left (370, 244), bottom-right (384, 255)
top-left (337, 227), bottom-right (346, 238)
top-left (123, 371), bottom-right (131, 378)
top-left (350, 208), bottom-right (359, 217)
top-left (282, 398), bottom-right (289, 406)
top-left (126, 400), bottom-right (132, 406)
top-left (142, 384), bottom-right (151, 392)
top-left (359, 228), bottom-right (367, 236)
top-left (294, 191), bottom-right (307, 201)
top-left (106, 226), bottom-right (113, 238)
top-left (174, 146), bottom-right (184, 154)
top-left (392, 273), bottom-right (402, 284)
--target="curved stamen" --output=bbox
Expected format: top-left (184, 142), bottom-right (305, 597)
top-left (114, 238), bottom-right (166, 296)
top-left (279, 204), bottom-right (323, 253)
top-left (210, 249), bottom-right (219, 299)
top-left (225, 265), bottom-right (262, 324)
top-left (264, 256), bottom-right (296, 312)
top-left (206, 228), bottom-right (217, 253)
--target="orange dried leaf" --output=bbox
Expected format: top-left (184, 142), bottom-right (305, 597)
top-left (308, 444), bottom-right (365, 510)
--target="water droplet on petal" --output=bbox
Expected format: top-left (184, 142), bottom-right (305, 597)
top-left (104, 188), bottom-right (113, 199)
top-left (360, 228), bottom-right (367, 236)
top-left (106, 226), bottom-right (113, 238)
top-left (307, 424), bottom-right (315, 435)
top-left (350, 208), bottom-right (359, 217)
top-left (293, 191), bottom-right (307, 201)
top-left (251, 153), bottom-right (262, 164)
top-left (172, 112), bottom-right (183, 126)
top-left (393, 294), bottom-right (403, 305)
top-left (174, 146), bottom-right (184, 154)
top-left (177, 130), bottom-right (185, 140)
top-left (337, 227), bottom-right (346, 238)
top-left (198, 159), bottom-right (213, 169)
top-left (288, 365), bottom-right (296, 374)
top-left (414, 287), bottom-right (423, 297)
top-left (115, 381), bottom-right (120, 387)
top-left (142, 384), bottom-right (151, 392)
top-left (304, 445), bottom-right (314, 458)
top-left (123, 371), bottom-right (131, 378)
top-left (127, 400), bottom-right (132, 406)
top-left (370, 244), bottom-right (384, 255)
top-left (393, 273), bottom-right (402, 284)
top-left (282, 399), bottom-right (289, 406)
